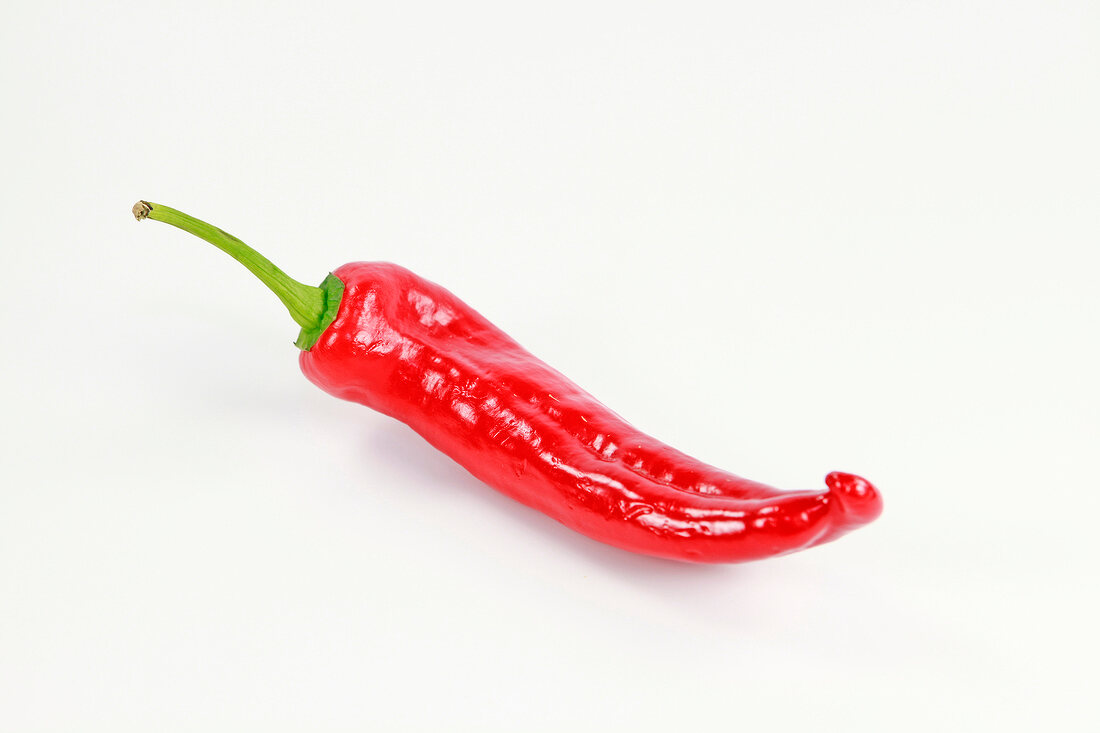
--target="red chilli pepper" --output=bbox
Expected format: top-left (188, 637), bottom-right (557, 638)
top-left (135, 201), bottom-right (882, 563)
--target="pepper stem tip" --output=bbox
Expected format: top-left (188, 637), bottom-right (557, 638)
top-left (133, 200), bottom-right (152, 221)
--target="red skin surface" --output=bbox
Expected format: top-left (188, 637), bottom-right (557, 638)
top-left (300, 263), bottom-right (882, 563)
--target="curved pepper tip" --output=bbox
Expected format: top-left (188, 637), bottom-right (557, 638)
top-left (825, 471), bottom-right (883, 525)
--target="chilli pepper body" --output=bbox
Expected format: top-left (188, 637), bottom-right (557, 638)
top-left (300, 262), bottom-right (881, 562)
top-left (135, 202), bottom-right (882, 564)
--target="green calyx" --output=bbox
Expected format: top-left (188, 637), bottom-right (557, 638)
top-left (133, 200), bottom-right (344, 351)
top-left (295, 272), bottom-right (344, 350)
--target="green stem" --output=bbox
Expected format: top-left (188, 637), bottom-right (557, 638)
top-left (133, 200), bottom-right (343, 350)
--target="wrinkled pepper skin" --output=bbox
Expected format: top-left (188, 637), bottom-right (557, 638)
top-left (300, 262), bottom-right (882, 563)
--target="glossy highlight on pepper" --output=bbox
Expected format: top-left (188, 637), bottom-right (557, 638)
top-left (135, 200), bottom-right (882, 563)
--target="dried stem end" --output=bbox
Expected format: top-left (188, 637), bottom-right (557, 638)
top-left (132, 200), bottom-right (152, 221)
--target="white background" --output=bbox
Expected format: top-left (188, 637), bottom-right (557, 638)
top-left (1, 1), bottom-right (1097, 730)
